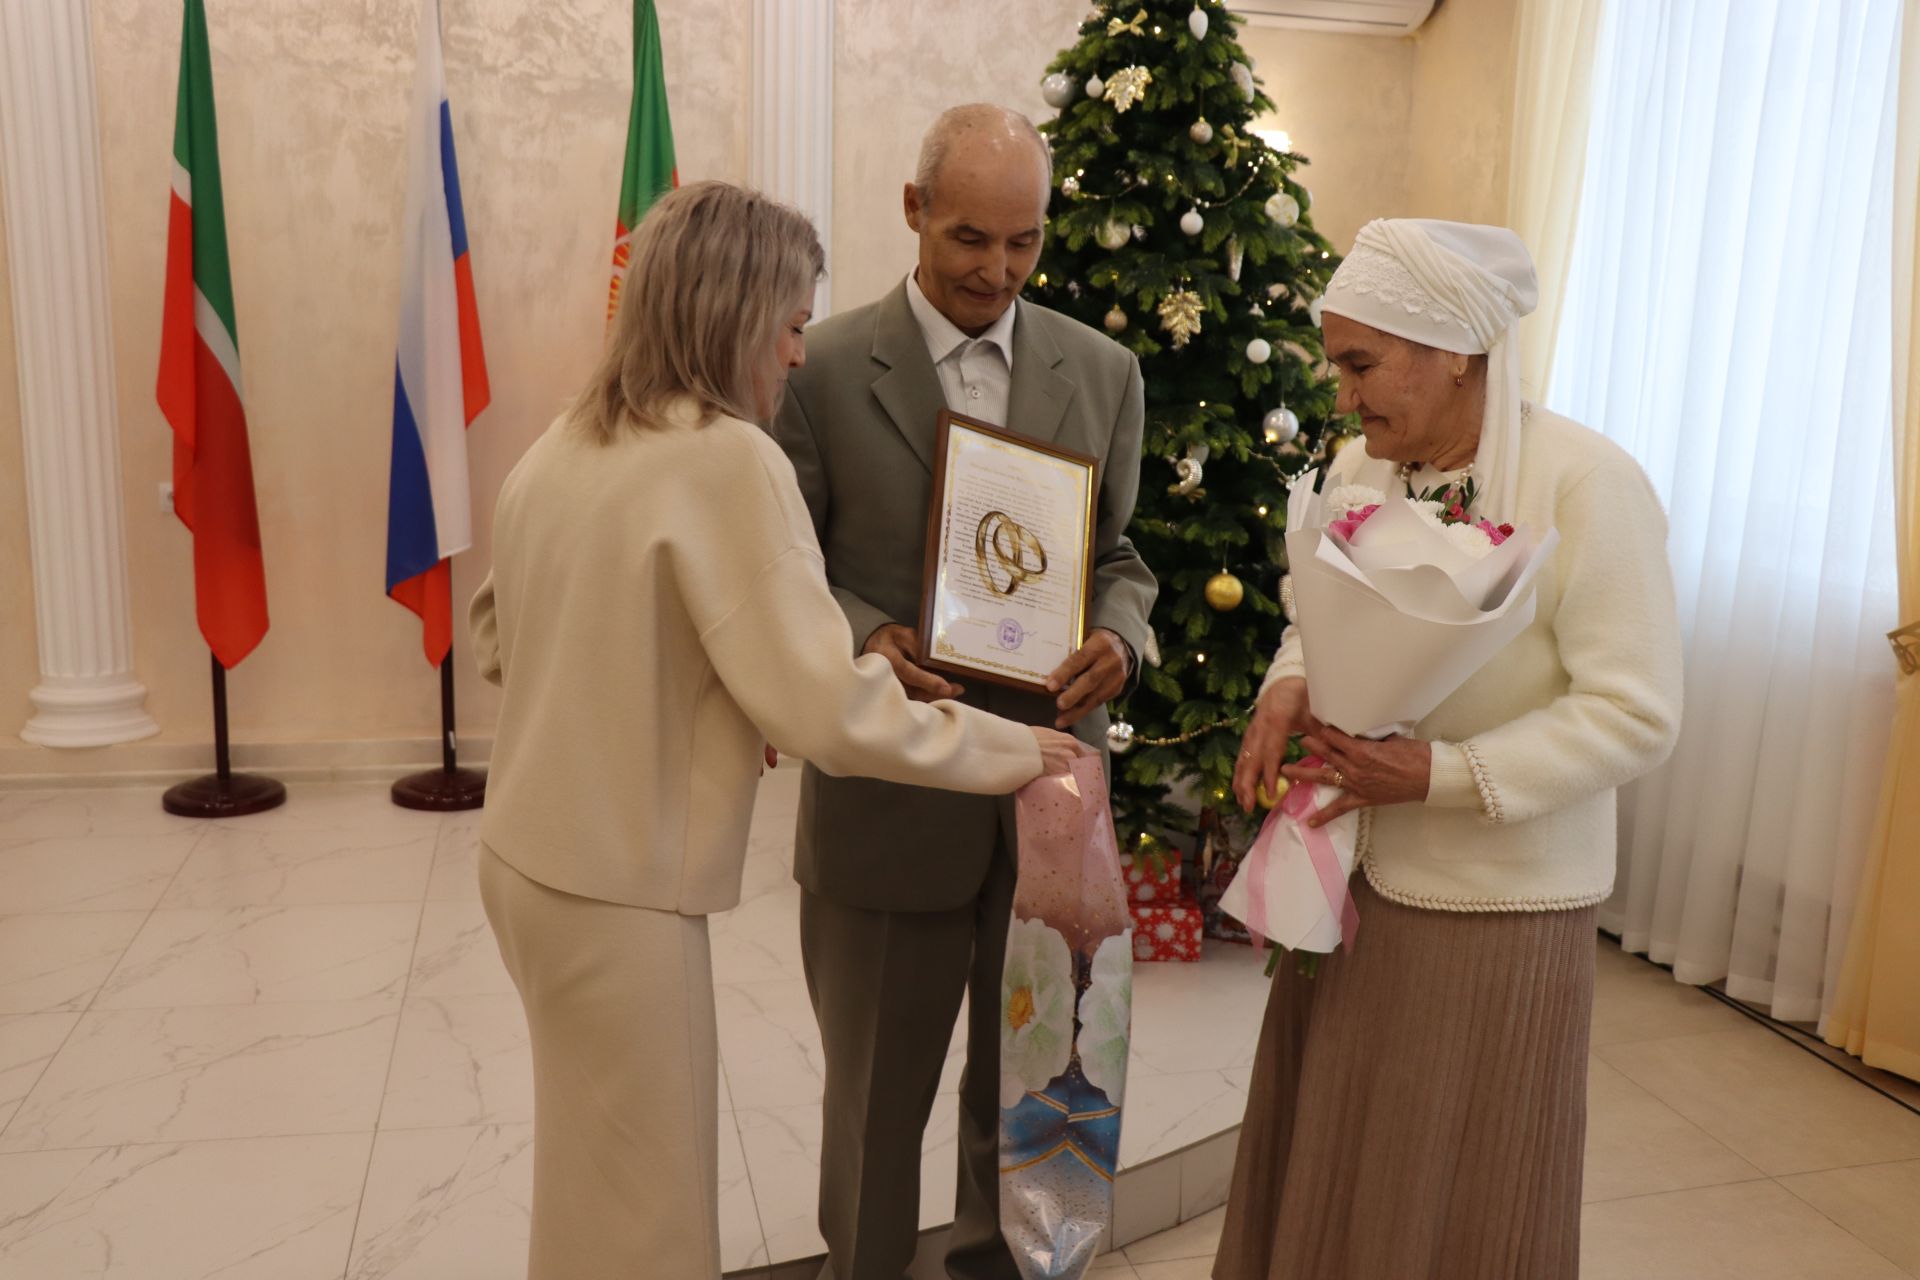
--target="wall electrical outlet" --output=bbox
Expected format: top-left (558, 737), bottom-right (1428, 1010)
top-left (158, 481), bottom-right (174, 515)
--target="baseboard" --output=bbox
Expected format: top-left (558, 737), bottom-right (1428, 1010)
top-left (0, 734), bottom-right (495, 789)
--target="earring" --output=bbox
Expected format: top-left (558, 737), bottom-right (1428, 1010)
top-left (1454, 374), bottom-right (1465, 387)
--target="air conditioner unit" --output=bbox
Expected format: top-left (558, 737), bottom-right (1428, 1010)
top-left (1229, 0), bottom-right (1437, 36)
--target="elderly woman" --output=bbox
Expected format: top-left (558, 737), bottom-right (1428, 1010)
top-left (470, 182), bottom-right (1089, 1279)
top-left (1218, 219), bottom-right (1683, 1279)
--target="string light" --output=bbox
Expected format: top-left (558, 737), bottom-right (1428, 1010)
top-left (1196, 652), bottom-right (1208, 665)
top-left (1257, 504), bottom-right (1269, 516)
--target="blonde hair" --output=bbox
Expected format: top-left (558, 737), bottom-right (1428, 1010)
top-left (570, 181), bottom-right (825, 442)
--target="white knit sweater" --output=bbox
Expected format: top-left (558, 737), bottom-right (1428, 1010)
top-left (1261, 407), bottom-right (1684, 912)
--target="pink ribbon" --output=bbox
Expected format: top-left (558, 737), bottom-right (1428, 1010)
top-left (1279, 755), bottom-right (1360, 947)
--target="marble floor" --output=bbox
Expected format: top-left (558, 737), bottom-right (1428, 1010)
top-left (1, 770), bottom-right (1918, 1279)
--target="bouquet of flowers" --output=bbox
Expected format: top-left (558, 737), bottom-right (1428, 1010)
top-left (1220, 469), bottom-right (1559, 966)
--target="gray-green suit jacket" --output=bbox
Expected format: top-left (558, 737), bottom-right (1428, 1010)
top-left (770, 281), bottom-right (1158, 912)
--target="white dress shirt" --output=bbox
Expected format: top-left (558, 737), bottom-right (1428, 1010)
top-left (906, 271), bottom-right (1016, 426)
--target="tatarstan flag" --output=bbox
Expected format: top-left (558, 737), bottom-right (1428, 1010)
top-left (607, 0), bottom-right (678, 321)
top-left (156, 0), bottom-right (269, 670)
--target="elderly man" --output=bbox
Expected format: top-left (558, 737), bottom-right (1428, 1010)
top-left (771, 104), bottom-right (1157, 1280)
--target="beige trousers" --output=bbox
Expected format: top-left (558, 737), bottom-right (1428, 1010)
top-left (479, 844), bottom-right (722, 1279)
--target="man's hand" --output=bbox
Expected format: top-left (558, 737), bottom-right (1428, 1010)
top-left (864, 624), bottom-right (965, 702)
top-left (1046, 629), bottom-right (1131, 730)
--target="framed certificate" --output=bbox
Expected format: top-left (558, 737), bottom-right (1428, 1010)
top-left (919, 411), bottom-right (1098, 694)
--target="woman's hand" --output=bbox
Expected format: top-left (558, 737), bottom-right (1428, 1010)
top-left (1234, 677), bottom-right (1312, 812)
top-left (1283, 723), bottom-right (1432, 828)
top-left (1030, 727), bottom-right (1097, 776)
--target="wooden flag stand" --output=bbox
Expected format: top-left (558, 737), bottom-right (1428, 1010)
top-left (163, 654), bottom-right (287, 817)
top-left (392, 646), bottom-right (486, 811)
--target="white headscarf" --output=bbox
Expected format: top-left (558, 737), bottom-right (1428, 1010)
top-left (1316, 219), bottom-right (1539, 517)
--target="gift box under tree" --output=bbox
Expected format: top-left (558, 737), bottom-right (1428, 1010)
top-left (1130, 895), bottom-right (1203, 962)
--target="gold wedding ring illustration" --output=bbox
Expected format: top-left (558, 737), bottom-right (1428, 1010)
top-left (975, 511), bottom-right (1049, 597)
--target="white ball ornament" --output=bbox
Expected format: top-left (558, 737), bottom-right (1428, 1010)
top-left (1086, 74), bottom-right (1106, 100)
top-left (1265, 192), bottom-right (1300, 228)
top-left (1189, 118), bottom-right (1214, 144)
top-left (1042, 72), bottom-right (1077, 108)
top-left (1179, 208), bottom-right (1204, 236)
top-left (1246, 337), bottom-right (1272, 365)
top-left (1188, 6), bottom-right (1210, 39)
top-left (1263, 406), bottom-right (1300, 445)
top-left (1096, 219), bottom-right (1132, 250)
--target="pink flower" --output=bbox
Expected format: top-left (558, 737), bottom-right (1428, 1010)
top-left (1328, 503), bottom-right (1380, 543)
top-left (1475, 517), bottom-right (1511, 546)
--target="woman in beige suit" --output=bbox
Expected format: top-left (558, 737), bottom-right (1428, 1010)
top-left (470, 181), bottom-right (1087, 1279)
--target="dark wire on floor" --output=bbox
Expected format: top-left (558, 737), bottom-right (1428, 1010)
top-left (1597, 930), bottom-right (1920, 1121)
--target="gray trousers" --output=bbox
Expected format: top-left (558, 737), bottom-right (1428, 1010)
top-left (802, 838), bottom-right (1020, 1280)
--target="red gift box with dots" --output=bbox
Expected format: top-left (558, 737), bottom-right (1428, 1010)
top-left (1121, 851), bottom-right (1184, 905)
top-left (1129, 895), bottom-right (1203, 962)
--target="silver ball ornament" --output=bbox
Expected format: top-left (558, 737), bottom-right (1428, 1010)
top-left (1189, 118), bottom-right (1213, 144)
top-left (1042, 72), bottom-right (1077, 109)
top-left (1263, 406), bottom-right (1300, 445)
top-left (1107, 721), bottom-right (1136, 754)
top-left (1246, 337), bottom-right (1272, 365)
top-left (1179, 208), bottom-right (1204, 236)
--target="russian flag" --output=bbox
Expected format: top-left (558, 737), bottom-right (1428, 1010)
top-left (387, 0), bottom-right (489, 667)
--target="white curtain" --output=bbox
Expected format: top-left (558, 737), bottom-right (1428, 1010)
top-left (1547, 0), bottom-right (1906, 1022)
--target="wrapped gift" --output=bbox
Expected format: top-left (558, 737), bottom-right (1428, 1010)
top-left (1130, 895), bottom-right (1203, 962)
top-left (1120, 846), bottom-right (1183, 905)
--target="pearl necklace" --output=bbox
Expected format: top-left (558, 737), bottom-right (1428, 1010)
top-left (1396, 458), bottom-right (1475, 490)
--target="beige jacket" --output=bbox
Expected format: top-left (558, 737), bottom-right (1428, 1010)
top-left (471, 400), bottom-right (1043, 915)
top-left (1262, 407), bottom-right (1684, 911)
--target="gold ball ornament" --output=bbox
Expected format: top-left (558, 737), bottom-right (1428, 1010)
top-left (1256, 778), bottom-right (1290, 810)
top-left (1204, 571), bottom-right (1245, 611)
top-left (1331, 433), bottom-right (1359, 456)
top-left (1104, 306), bottom-right (1129, 333)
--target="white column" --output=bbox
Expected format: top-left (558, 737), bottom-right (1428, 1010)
top-left (749, 0), bottom-right (835, 316)
top-left (0, 0), bottom-right (159, 748)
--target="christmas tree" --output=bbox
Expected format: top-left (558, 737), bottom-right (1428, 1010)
top-left (1029, 1), bottom-right (1348, 869)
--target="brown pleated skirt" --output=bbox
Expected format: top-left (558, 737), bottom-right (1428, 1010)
top-left (1214, 875), bottom-right (1597, 1280)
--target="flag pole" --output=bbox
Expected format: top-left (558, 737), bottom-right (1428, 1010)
top-left (392, 637), bottom-right (486, 811)
top-left (161, 652), bottom-right (286, 817)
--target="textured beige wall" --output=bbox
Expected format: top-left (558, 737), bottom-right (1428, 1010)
top-left (70, 0), bottom-right (747, 754)
top-left (1240, 24), bottom-right (1417, 255)
top-left (1406, 0), bottom-right (1520, 226)
top-left (0, 0), bottom-right (1520, 770)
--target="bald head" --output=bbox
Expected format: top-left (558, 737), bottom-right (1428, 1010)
top-left (904, 105), bottom-right (1052, 337)
top-left (913, 104), bottom-right (1052, 213)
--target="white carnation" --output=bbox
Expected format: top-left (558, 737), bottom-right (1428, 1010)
top-left (1411, 499), bottom-right (1447, 523)
top-left (1324, 485), bottom-right (1386, 519)
top-left (1438, 520), bottom-right (1496, 558)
